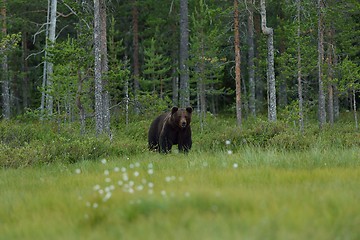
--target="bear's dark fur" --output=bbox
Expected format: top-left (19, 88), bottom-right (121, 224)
top-left (148, 107), bottom-right (193, 153)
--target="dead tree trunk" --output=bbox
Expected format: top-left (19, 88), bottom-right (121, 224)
top-left (260, 0), bottom-right (276, 122)
top-left (46, 0), bottom-right (57, 116)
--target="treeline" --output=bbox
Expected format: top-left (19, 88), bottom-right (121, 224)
top-left (0, 0), bottom-right (359, 133)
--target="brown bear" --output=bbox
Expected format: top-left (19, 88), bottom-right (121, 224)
top-left (148, 107), bottom-right (193, 153)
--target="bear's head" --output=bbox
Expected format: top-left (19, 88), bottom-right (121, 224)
top-left (171, 106), bottom-right (192, 129)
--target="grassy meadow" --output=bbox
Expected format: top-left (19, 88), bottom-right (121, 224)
top-left (1, 115), bottom-right (360, 239)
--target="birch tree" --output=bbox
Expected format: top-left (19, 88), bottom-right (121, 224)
top-left (94, 0), bottom-right (104, 134)
top-left (40, 0), bottom-right (57, 117)
top-left (260, 0), bottom-right (276, 122)
top-left (46, 0), bottom-right (57, 116)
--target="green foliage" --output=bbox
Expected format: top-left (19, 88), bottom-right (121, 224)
top-left (337, 56), bottom-right (360, 93)
top-left (136, 93), bottom-right (173, 117)
top-left (46, 36), bottom-right (94, 122)
top-left (189, 0), bottom-right (227, 102)
top-left (0, 33), bottom-right (21, 55)
top-left (141, 37), bottom-right (172, 96)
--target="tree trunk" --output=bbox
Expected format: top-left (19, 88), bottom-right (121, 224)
top-left (76, 69), bottom-right (85, 134)
top-left (260, 0), bottom-right (276, 122)
top-left (199, 47), bottom-right (206, 130)
top-left (46, 0), bottom-right (57, 116)
top-left (297, 0), bottom-right (304, 133)
top-left (100, 0), bottom-right (110, 135)
top-left (1, 0), bottom-right (10, 119)
top-left (327, 25), bottom-right (335, 126)
top-left (22, 31), bottom-right (29, 109)
top-left (247, 0), bottom-right (256, 117)
top-left (94, 0), bottom-right (104, 134)
top-left (132, 0), bottom-right (140, 112)
top-left (317, 0), bottom-right (326, 128)
top-left (353, 89), bottom-right (358, 130)
top-left (40, 0), bottom-right (50, 119)
top-left (333, 53), bottom-right (340, 120)
top-left (172, 59), bottom-right (179, 106)
top-left (179, 0), bottom-right (190, 107)
top-left (234, 0), bottom-right (242, 127)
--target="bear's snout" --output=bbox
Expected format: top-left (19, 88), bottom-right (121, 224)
top-left (180, 121), bottom-right (187, 128)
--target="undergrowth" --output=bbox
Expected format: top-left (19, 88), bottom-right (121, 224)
top-left (1, 114), bottom-right (359, 168)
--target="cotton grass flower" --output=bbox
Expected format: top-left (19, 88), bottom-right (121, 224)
top-left (75, 168), bottom-right (81, 174)
top-left (101, 159), bottom-right (107, 164)
top-left (103, 192), bottom-right (112, 202)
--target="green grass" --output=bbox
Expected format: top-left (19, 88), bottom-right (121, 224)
top-left (1, 149), bottom-right (360, 240)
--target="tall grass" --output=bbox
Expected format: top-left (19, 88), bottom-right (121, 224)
top-left (1, 150), bottom-right (360, 239)
top-left (1, 115), bottom-right (360, 239)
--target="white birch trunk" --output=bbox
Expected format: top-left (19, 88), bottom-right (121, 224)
top-left (94, 0), bottom-right (104, 134)
top-left (260, 0), bottom-right (276, 122)
top-left (46, 0), bottom-right (57, 116)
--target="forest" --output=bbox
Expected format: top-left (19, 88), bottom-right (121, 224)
top-left (1, 1), bottom-right (360, 238)
top-left (0, 0), bottom-right (359, 133)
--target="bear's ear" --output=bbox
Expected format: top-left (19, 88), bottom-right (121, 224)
top-left (171, 107), bottom-right (179, 114)
top-left (186, 107), bottom-right (193, 114)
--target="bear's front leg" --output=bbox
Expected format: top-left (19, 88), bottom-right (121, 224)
top-left (159, 135), bottom-right (173, 153)
top-left (178, 141), bottom-right (192, 153)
